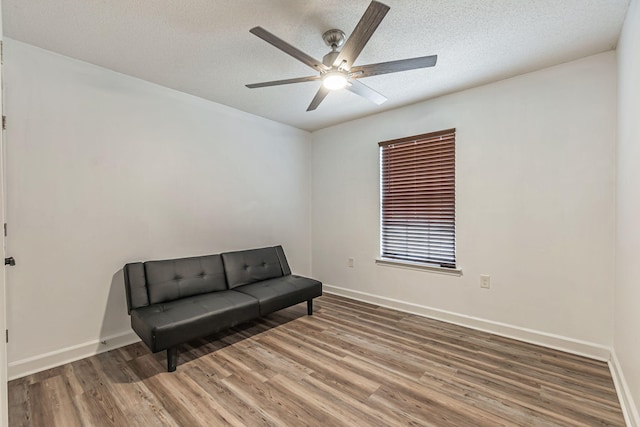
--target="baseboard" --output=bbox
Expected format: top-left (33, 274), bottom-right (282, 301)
top-left (609, 350), bottom-right (640, 427)
top-left (7, 330), bottom-right (140, 381)
top-left (323, 284), bottom-right (611, 362)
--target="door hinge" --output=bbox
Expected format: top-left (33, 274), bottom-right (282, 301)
top-left (1, 41), bottom-right (3, 64)
top-left (5, 330), bottom-right (8, 344)
top-left (2, 116), bottom-right (6, 130)
top-left (3, 223), bottom-right (6, 237)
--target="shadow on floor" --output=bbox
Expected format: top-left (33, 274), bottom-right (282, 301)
top-left (102, 304), bottom-right (309, 383)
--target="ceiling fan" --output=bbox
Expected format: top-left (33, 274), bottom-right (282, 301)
top-left (246, 0), bottom-right (438, 111)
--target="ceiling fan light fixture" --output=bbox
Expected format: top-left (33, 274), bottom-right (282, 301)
top-left (322, 71), bottom-right (348, 90)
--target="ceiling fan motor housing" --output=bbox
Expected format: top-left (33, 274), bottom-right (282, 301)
top-left (322, 51), bottom-right (340, 68)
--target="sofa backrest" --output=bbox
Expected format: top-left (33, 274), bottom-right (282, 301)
top-left (123, 246), bottom-right (292, 312)
top-left (123, 254), bottom-right (227, 312)
top-left (222, 245), bottom-right (291, 289)
top-left (145, 255), bottom-right (228, 305)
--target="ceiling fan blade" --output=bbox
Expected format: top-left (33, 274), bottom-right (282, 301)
top-left (246, 75), bottom-right (320, 89)
top-left (307, 86), bottom-right (330, 111)
top-left (333, 1), bottom-right (390, 70)
top-left (350, 55), bottom-right (438, 78)
top-left (346, 79), bottom-right (387, 105)
top-left (250, 27), bottom-right (329, 73)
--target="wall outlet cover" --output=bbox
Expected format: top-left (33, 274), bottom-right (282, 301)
top-left (480, 275), bottom-right (491, 289)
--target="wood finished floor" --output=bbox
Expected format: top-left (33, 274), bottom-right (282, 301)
top-left (9, 294), bottom-right (625, 426)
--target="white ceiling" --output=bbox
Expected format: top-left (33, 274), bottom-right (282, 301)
top-left (3, 0), bottom-right (630, 132)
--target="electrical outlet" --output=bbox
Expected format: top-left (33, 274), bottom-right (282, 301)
top-left (348, 257), bottom-right (355, 268)
top-left (480, 275), bottom-right (490, 289)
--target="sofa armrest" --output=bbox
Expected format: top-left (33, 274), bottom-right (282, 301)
top-left (123, 262), bottom-right (149, 313)
top-left (275, 245), bottom-right (291, 275)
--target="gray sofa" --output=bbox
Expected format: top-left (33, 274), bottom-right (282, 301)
top-left (123, 245), bottom-right (322, 371)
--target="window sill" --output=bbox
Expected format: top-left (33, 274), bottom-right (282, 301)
top-left (375, 258), bottom-right (463, 276)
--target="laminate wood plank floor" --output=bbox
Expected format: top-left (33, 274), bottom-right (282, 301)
top-left (8, 294), bottom-right (625, 426)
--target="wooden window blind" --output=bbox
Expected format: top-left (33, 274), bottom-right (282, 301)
top-left (379, 128), bottom-right (456, 268)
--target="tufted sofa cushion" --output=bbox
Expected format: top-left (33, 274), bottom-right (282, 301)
top-left (234, 275), bottom-right (322, 316)
top-left (221, 247), bottom-right (285, 289)
top-left (144, 254), bottom-right (227, 305)
top-left (131, 290), bottom-right (259, 352)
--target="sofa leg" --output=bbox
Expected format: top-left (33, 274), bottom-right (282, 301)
top-left (167, 347), bottom-right (178, 372)
top-left (307, 299), bottom-right (313, 315)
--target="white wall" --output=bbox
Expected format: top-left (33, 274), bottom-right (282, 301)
top-left (616, 0), bottom-right (640, 423)
top-left (3, 39), bottom-right (312, 373)
top-left (312, 52), bottom-right (617, 353)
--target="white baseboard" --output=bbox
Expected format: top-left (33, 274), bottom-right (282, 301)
top-left (323, 284), bottom-right (611, 361)
top-left (609, 350), bottom-right (640, 427)
top-left (7, 330), bottom-right (140, 381)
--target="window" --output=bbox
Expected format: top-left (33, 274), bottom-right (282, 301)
top-left (379, 128), bottom-right (456, 269)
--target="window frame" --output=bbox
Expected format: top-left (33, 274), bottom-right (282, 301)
top-left (377, 128), bottom-right (460, 274)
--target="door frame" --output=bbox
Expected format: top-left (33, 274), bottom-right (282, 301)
top-left (0, 0), bottom-right (9, 424)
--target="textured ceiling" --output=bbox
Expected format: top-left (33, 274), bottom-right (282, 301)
top-left (2, 0), bottom-right (630, 131)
